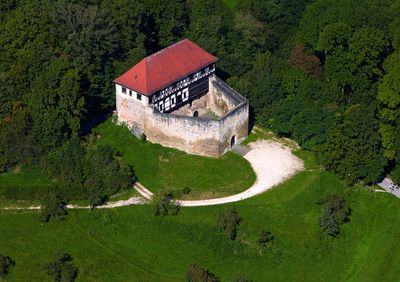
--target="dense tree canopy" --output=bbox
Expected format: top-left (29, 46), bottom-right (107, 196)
top-left (1, 0), bottom-right (399, 186)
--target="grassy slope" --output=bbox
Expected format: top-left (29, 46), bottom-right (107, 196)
top-left (1, 158), bottom-right (400, 281)
top-left (93, 119), bottom-right (255, 199)
top-left (0, 166), bottom-right (51, 187)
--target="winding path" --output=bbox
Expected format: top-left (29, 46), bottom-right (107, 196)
top-left (1, 140), bottom-right (304, 210)
top-left (136, 140), bottom-right (304, 206)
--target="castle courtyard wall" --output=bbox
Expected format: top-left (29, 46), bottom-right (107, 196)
top-left (145, 111), bottom-right (221, 157)
top-left (115, 76), bottom-right (249, 158)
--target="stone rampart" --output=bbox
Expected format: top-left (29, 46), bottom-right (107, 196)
top-left (116, 75), bottom-right (249, 157)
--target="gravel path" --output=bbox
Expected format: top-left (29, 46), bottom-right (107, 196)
top-left (1, 140), bottom-right (304, 210)
top-left (1, 197), bottom-right (144, 210)
top-left (136, 140), bottom-right (304, 207)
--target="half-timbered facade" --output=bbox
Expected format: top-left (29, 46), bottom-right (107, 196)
top-left (151, 63), bottom-right (215, 113)
top-left (114, 39), bottom-right (249, 158)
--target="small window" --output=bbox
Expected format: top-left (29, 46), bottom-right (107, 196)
top-left (129, 90), bottom-right (132, 97)
top-left (137, 93), bottom-right (142, 101)
top-left (122, 87), bottom-right (127, 94)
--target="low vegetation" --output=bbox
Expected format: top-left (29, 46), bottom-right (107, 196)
top-left (0, 254), bottom-right (15, 279)
top-left (153, 192), bottom-right (180, 216)
top-left (44, 252), bottom-right (79, 282)
top-left (0, 136), bottom-right (135, 206)
top-left (217, 208), bottom-right (242, 240)
top-left (186, 263), bottom-right (219, 282)
top-left (257, 229), bottom-right (274, 249)
top-left (317, 194), bottom-right (351, 236)
top-left (39, 195), bottom-right (67, 223)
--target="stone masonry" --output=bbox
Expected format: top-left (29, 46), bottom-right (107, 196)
top-left (116, 75), bottom-right (249, 158)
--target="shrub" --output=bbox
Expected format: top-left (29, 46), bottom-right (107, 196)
top-left (257, 230), bottom-right (274, 248)
top-left (0, 254), bottom-right (15, 278)
top-left (319, 208), bottom-right (340, 236)
top-left (44, 252), bottom-right (79, 282)
top-left (217, 208), bottom-right (241, 240)
top-left (186, 263), bottom-right (219, 282)
top-left (39, 194), bottom-right (67, 223)
top-left (182, 187), bottom-right (191, 194)
top-left (316, 194), bottom-right (351, 236)
top-left (153, 192), bottom-right (180, 216)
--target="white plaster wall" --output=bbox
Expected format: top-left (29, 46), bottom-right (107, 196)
top-left (115, 84), bottom-right (149, 106)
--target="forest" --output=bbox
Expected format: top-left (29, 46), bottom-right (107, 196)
top-left (1, 0), bottom-right (400, 193)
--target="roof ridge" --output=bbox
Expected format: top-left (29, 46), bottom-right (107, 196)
top-left (114, 39), bottom-right (217, 96)
top-left (146, 39), bottom-right (189, 62)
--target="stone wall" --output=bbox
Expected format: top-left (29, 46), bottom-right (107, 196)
top-left (170, 92), bottom-right (212, 117)
top-left (218, 102), bottom-right (249, 155)
top-left (116, 75), bottom-right (249, 158)
top-left (116, 92), bottom-right (147, 137)
top-left (145, 112), bottom-right (221, 157)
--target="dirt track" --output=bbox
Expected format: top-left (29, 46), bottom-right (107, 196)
top-left (1, 140), bottom-right (304, 210)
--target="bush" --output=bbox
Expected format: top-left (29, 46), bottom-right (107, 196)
top-left (153, 192), bottom-right (180, 216)
top-left (186, 263), bottom-right (219, 282)
top-left (0, 254), bottom-right (15, 278)
top-left (39, 139), bottom-right (135, 206)
top-left (319, 208), bottom-right (340, 236)
top-left (182, 187), bottom-right (191, 194)
top-left (44, 252), bottom-right (79, 282)
top-left (257, 229), bottom-right (274, 248)
top-left (217, 208), bottom-right (241, 240)
top-left (39, 194), bottom-right (67, 223)
top-left (316, 194), bottom-right (351, 236)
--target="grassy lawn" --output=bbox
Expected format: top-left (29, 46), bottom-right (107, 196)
top-left (1, 151), bottom-right (400, 281)
top-left (92, 119), bottom-right (256, 199)
top-left (0, 166), bottom-right (52, 188)
top-left (0, 166), bottom-right (53, 207)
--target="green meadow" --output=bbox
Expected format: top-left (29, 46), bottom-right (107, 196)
top-left (1, 151), bottom-right (399, 281)
top-left (1, 122), bottom-right (399, 281)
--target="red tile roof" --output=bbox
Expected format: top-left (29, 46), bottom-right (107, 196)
top-left (114, 39), bottom-right (218, 96)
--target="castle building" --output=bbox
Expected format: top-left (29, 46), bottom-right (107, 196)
top-left (114, 39), bottom-right (249, 158)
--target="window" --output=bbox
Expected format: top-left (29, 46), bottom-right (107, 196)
top-left (129, 90), bottom-right (132, 97)
top-left (122, 87), bottom-right (127, 94)
top-left (182, 88), bottom-right (189, 101)
top-left (137, 93), bottom-right (142, 101)
top-left (171, 94), bottom-right (176, 107)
